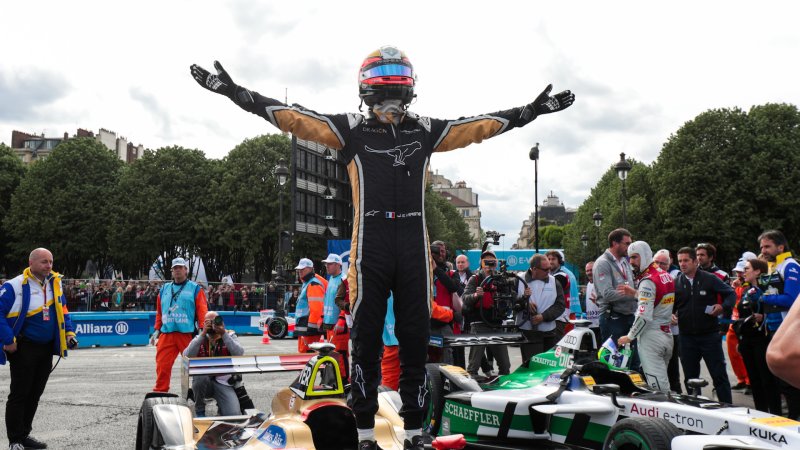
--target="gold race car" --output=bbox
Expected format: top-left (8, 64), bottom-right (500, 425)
top-left (135, 343), bottom-right (412, 450)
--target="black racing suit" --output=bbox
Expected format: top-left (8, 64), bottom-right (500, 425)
top-left (230, 89), bottom-right (536, 430)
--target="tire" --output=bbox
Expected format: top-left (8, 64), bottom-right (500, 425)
top-left (268, 317), bottom-right (289, 339)
top-left (135, 393), bottom-right (187, 450)
top-left (604, 417), bottom-right (681, 450)
top-left (424, 363), bottom-right (446, 436)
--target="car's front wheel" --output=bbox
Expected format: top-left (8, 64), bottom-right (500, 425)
top-left (424, 363), bottom-right (446, 436)
top-left (604, 417), bottom-right (681, 450)
top-left (135, 393), bottom-right (187, 450)
top-left (268, 317), bottom-right (289, 339)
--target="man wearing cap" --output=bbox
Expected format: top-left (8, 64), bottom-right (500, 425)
top-left (153, 257), bottom-right (208, 392)
top-left (321, 253), bottom-right (349, 375)
top-left (618, 241), bottom-right (675, 393)
top-left (727, 252), bottom-right (757, 392)
top-left (294, 258), bottom-right (328, 353)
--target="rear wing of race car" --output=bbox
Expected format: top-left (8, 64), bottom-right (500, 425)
top-left (181, 353), bottom-right (314, 399)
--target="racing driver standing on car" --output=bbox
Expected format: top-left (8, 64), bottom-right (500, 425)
top-left (618, 241), bottom-right (675, 393)
top-left (190, 46), bottom-right (575, 450)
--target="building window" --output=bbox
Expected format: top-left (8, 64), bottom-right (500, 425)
top-left (462, 210), bottom-right (470, 217)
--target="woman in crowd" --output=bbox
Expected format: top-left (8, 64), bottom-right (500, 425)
top-left (736, 258), bottom-right (782, 414)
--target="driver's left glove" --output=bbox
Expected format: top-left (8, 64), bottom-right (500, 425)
top-left (519, 84), bottom-right (575, 125)
top-left (190, 60), bottom-right (254, 105)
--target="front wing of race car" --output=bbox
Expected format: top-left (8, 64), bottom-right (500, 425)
top-left (140, 343), bottom-right (411, 450)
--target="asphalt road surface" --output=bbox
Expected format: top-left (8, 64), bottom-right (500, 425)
top-left (0, 335), bottom-right (756, 449)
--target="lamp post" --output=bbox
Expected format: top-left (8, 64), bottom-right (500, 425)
top-left (274, 158), bottom-right (290, 277)
top-left (529, 143), bottom-right (540, 253)
top-left (615, 152), bottom-right (632, 229)
top-left (592, 208), bottom-right (603, 256)
top-left (580, 231), bottom-right (588, 266)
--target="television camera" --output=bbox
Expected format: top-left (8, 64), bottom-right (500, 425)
top-left (478, 233), bottom-right (527, 328)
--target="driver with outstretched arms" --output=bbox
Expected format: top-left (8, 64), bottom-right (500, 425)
top-left (191, 46), bottom-right (574, 450)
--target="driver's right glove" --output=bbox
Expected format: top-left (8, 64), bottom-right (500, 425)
top-left (190, 61), bottom-right (254, 105)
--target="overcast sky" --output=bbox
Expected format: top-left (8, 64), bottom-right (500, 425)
top-left (2, 1), bottom-right (799, 249)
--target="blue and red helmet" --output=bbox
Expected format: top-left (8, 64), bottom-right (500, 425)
top-left (358, 45), bottom-right (416, 106)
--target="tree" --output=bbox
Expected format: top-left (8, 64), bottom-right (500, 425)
top-left (108, 146), bottom-right (213, 279)
top-left (4, 138), bottom-right (123, 277)
top-left (425, 187), bottom-right (474, 252)
top-left (651, 104), bottom-right (800, 266)
top-left (210, 134), bottom-right (291, 281)
top-left (0, 144), bottom-right (27, 275)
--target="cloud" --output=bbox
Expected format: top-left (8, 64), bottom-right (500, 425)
top-left (0, 69), bottom-right (70, 121)
top-left (129, 86), bottom-right (172, 138)
top-left (228, 0), bottom-right (304, 41)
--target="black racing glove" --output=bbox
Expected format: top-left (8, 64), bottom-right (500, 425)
top-left (519, 84), bottom-right (575, 124)
top-left (190, 61), bottom-right (254, 105)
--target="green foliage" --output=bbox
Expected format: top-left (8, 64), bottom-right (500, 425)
top-left (107, 146), bottom-right (213, 279)
top-left (564, 103), bottom-right (800, 270)
top-left (3, 138), bottom-right (122, 277)
top-left (425, 186), bottom-right (474, 252)
top-left (538, 225), bottom-right (565, 249)
top-left (0, 144), bottom-right (27, 275)
top-left (211, 134), bottom-right (292, 281)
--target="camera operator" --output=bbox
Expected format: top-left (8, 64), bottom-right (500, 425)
top-left (517, 254), bottom-right (565, 362)
top-left (183, 311), bottom-right (244, 417)
top-left (463, 250), bottom-right (527, 378)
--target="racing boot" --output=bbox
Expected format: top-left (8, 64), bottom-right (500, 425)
top-left (403, 435), bottom-right (425, 450)
top-left (358, 440), bottom-right (383, 450)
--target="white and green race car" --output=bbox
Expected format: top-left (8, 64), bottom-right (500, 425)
top-left (425, 321), bottom-right (800, 450)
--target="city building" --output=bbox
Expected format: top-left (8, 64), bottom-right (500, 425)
top-left (428, 169), bottom-right (482, 244)
top-left (514, 191), bottom-right (576, 249)
top-left (10, 128), bottom-right (145, 164)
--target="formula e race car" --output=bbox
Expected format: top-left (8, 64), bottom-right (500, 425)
top-left (424, 320), bottom-right (800, 449)
top-left (136, 342), bottom-right (422, 450)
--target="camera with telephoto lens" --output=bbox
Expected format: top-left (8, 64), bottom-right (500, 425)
top-left (479, 261), bottom-right (525, 328)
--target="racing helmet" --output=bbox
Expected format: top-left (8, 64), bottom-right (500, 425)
top-left (358, 45), bottom-right (416, 106)
top-left (628, 240), bottom-right (653, 271)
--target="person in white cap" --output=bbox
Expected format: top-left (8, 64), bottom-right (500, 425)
top-left (152, 257), bottom-right (208, 392)
top-left (618, 241), bottom-right (675, 393)
top-left (726, 251), bottom-right (757, 393)
top-left (321, 254), bottom-right (349, 377)
top-left (293, 258), bottom-right (327, 353)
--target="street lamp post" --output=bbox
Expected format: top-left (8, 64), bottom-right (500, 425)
top-left (615, 152), bottom-right (632, 229)
top-left (580, 231), bottom-right (589, 267)
top-left (592, 208), bottom-right (603, 257)
top-left (529, 143), bottom-right (540, 253)
top-left (274, 158), bottom-right (290, 278)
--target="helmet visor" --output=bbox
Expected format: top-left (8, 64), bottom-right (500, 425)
top-left (360, 63), bottom-right (413, 80)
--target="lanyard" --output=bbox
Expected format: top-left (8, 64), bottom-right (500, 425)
top-left (167, 282), bottom-right (187, 310)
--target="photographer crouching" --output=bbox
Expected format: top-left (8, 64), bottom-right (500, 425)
top-left (183, 312), bottom-right (245, 417)
top-left (463, 250), bottom-right (529, 378)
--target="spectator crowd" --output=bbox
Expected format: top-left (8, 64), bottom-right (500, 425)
top-left (10, 279), bottom-right (303, 313)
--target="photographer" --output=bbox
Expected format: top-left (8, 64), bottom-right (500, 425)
top-left (430, 241), bottom-right (462, 364)
top-left (183, 311), bottom-right (244, 417)
top-left (517, 254), bottom-right (565, 361)
top-left (463, 250), bottom-right (527, 378)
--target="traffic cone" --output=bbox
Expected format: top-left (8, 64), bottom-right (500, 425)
top-left (261, 328), bottom-right (271, 344)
